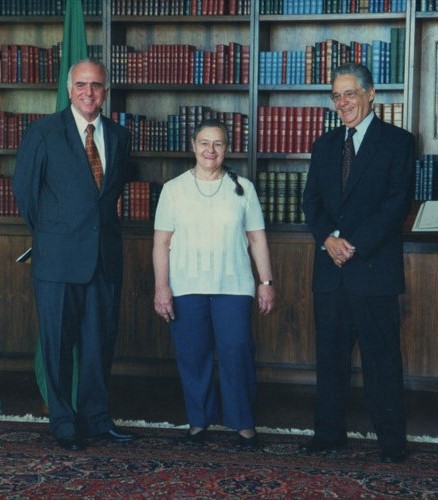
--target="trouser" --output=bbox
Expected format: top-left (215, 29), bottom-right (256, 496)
top-left (313, 289), bottom-right (406, 450)
top-left (171, 294), bottom-right (256, 430)
top-left (33, 264), bottom-right (120, 439)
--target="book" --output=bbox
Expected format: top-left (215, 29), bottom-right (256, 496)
top-left (412, 201), bottom-right (438, 232)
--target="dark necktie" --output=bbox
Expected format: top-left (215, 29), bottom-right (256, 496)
top-left (85, 123), bottom-right (104, 189)
top-left (342, 127), bottom-right (356, 189)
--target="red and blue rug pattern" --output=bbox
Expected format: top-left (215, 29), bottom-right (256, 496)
top-left (0, 421), bottom-right (437, 498)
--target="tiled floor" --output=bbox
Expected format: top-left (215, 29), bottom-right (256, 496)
top-left (1, 371), bottom-right (437, 438)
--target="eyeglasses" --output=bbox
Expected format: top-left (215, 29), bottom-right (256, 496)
top-left (329, 89), bottom-right (363, 103)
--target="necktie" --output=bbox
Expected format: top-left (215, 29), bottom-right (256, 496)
top-left (85, 123), bottom-right (104, 189)
top-left (342, 127), bottom-right (356, 189)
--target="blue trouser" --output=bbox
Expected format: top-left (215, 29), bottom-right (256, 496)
top-left (171, 294), bottom-right (256, 430)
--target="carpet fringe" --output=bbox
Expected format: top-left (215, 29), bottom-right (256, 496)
top-left (1, 414), bottom-right (437, 444)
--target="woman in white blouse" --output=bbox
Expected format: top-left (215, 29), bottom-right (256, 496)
top-left (153, 119), bottom-right (275, 447)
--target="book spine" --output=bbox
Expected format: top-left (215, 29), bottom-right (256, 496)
top-left (257, 171), bottom-right (268, 220)
top-left (257, 106), bottom-right (266, 153)
top-left (275, 171), bottom-right (287, 223)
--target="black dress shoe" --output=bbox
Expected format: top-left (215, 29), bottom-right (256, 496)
top-left (56, 435), bottom-right (84, 451)
top-left (380, 448), bottom-right (407, 463)
top-left (237, 432), bottom-right (259, 449)
top-left (97, 428), bottom-right (136, 442)
top-left (185, 429), bottom-right (207, 443)
top-left (299, 436), bottom-right (347, 454)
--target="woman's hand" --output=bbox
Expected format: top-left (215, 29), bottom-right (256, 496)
top-left (154, 284), bottom-right (175, 323)
top-left (257, 284), bottom-right (275, 315)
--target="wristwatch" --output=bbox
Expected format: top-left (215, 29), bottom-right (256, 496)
top-left (260, 280), bottom-right (274, 286)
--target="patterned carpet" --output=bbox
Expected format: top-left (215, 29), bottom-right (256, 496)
top-left (0, 420), bottom-right (437, 498)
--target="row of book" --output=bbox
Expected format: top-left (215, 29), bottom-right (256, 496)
top-left (112, 0), bottom-right (251, 15)
top-left (415, 154), bottom-right (438, 201)
top-left (0, 112), bottom-right (46, 149)
top-left (0, 43), bottom-right (102, 84)
top-left (112, 106), bottom-right (249, 153)
top-left (258, 106), bottom-right (326, 154)
top-left (418, 1), bottom-right (438, 11)
top-left (0, 176), bottom-right (164, 220)
top-left (111, 37), bottom-right (406, 86)
top-left (0, 44), bottom-right (60, 84)
top-left (0, 176), bottom-right (19, 217)
top-left (260, 29), bottom-right (404, 86)
top-left (0, 0), bottom-right (101, 15)
top-left (304, 29), bottom-right (405, 86)
top-left (372, 102), bottom-right (403, 128)
top-left (325, 105), bottom-right (404, 131)
top-left (7, 0), bottom-right (438, 16)
top-left (119, 181), bottom-right (163, 221)
top-left (256, 103), bottom-right (404, 155)
top-left (259, 51), bottom-right (306, 85)
top-left (257, 171), bottom-right (307, 224)
top-left (260, 0), bottom-right (407, 13)
top-left (112, 43), bottom-right (249, 85)
top-left (0, 103), bottom-right (403, 152)
top-left (0, 34), bottom-right (404, 86)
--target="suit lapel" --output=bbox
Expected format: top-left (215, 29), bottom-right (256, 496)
top-left (101, 118), bottom-right (119, 192)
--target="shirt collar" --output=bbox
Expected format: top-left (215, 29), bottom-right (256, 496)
top-left (70, 104), bottom-right (102, 134)
top-left (346, 110), bottom-right (375, 141)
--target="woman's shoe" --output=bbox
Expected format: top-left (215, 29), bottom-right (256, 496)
top-left (185, 428), bottom-right (207, 443)
top-left (237, 431), bottom-right (259, 449)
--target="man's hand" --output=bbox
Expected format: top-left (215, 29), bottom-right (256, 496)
top-left (324, 235), bottom-right (356, 268)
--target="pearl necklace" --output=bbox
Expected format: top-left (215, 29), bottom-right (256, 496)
top-left (192, 168), bottom-right (225, 198)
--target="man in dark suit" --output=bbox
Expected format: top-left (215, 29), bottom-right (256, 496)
top-left (302, 62), bottom-right (415, 463)
top-left (13, 59), bottom-right (134, 450)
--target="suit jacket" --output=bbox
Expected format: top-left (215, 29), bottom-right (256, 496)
top-left (13, 107), bottom-right (131, 284)
top-left (303, 115), bottom-right (415, 296)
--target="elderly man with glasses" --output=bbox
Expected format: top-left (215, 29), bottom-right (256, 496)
top-left (302, 62), bottom-right (415, 463)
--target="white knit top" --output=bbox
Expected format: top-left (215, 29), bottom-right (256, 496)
top-left (154, 169), bottom-right (265, 297)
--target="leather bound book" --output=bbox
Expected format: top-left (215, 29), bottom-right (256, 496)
top-left (285, 107), bottom-right (294, 153)
top-left (278, 106), bottom-right (287, 154)
top-left (232, 112), bottom-right (242, 153)
top-left (257, 106), bottom-right (266, 153)
top-left (241, 45), bottom-right (250, 85)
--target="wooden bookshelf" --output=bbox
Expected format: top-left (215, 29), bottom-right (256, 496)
top-left (1, 3), bottom-right (438, 389)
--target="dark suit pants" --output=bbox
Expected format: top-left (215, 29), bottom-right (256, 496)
top-left (313, 288), bottom-right (406, 451)
top-left (33, 265), bottom-right (121, 439)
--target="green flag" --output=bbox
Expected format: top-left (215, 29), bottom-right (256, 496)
top-left (56, 0), bottom-right (89, 111)
top-left (35, 0), bottom-right (88, 410)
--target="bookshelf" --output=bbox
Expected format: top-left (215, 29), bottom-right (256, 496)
top-left (103, 10), bottom-right (253, 187)
top-left (1, 2), bottom-right (438, 389)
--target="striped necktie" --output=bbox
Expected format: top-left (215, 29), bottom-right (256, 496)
top-left (342, 127), bottom-right (356, 189)
top-left (85, 123), bottom-right (103, 189)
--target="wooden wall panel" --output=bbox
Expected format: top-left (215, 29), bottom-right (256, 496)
top-left (400, 248), bottom-right (438, 379)
top-left (116, 234), bottom-right (174, 361)
top-left (0, 234), bottom-right (36, 356)
top-left (1, 230), bottom-right (438, 390)
top-left (252, 234), bottom-right (316, 366)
